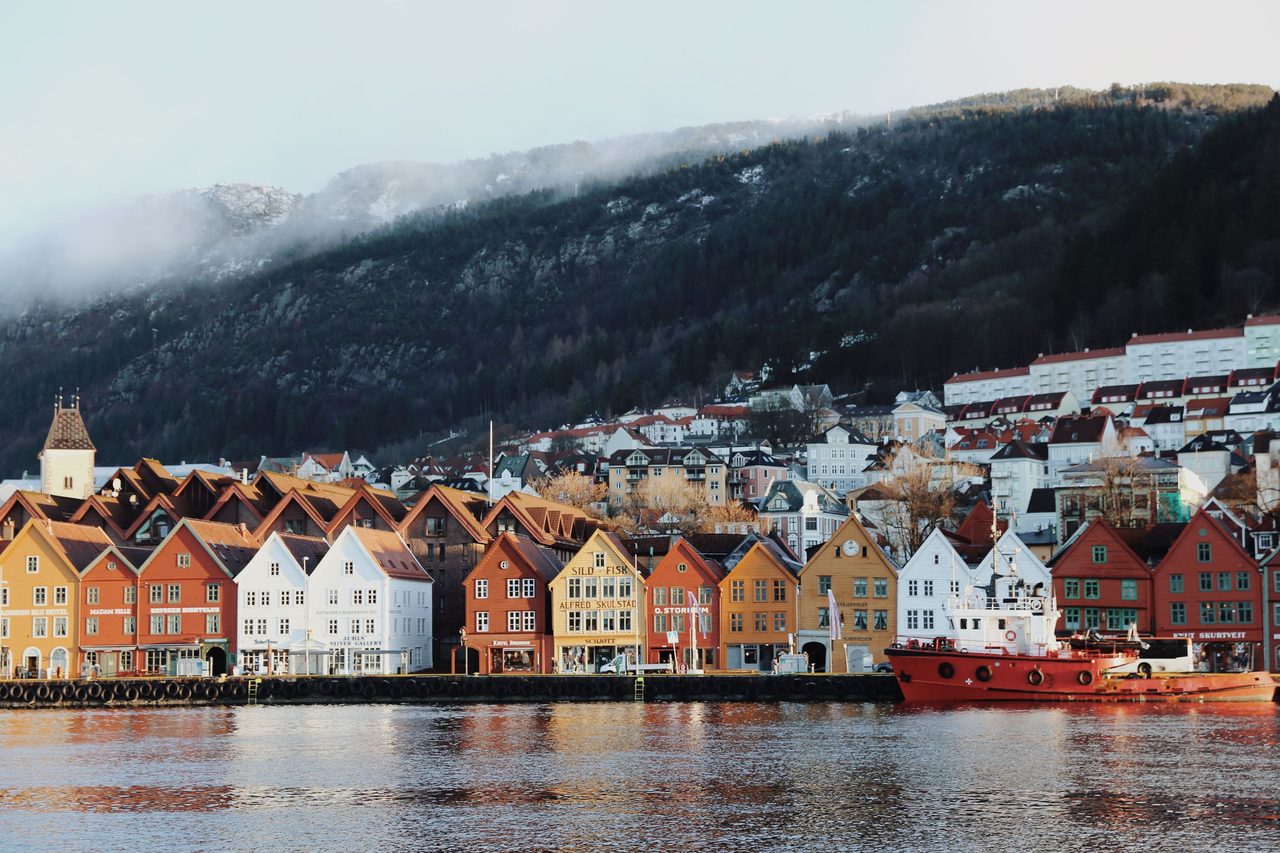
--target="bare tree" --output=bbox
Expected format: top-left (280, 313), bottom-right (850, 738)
top-left (537, 470), bottom-right (606, 518)
top-left (873, 446), bottom-right (983, 557)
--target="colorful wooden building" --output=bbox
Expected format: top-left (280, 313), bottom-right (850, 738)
top-left (718, 539), bottom-right (800, 672)
top-left (462, 533), bottom-right (564, 674)
top-left (0, 520), bottom-right (111, 678)
top-left (1153, 509), bottom-right (1266, 672)
top-left (549, 530), bottom-right (642, 673)
top-left (1048, 520), bottom-right (1157, 634)
top-left (797, 513), bottom-right (899, 671)
top-left (644, 538), bottom-right (723, 671)
top-left (78, 544), bottom-right (151, 676)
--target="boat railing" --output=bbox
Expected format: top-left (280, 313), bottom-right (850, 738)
top-left (944, 595), bottom-right (1051, 613)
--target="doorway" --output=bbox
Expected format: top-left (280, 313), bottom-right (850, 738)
top-left (205, 646), bottom-right (228, 676)
top-left (802, 641), bottom-right (827, 672)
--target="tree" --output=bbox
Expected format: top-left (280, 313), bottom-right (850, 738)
top-left (537, 470), bottom-right (606, 518)
top-left (872, 445), bottom-right (984, 557)
top-left (704, 499), bottom-right (760, 533)
top-left (746, 397), bottom-right (809, 447)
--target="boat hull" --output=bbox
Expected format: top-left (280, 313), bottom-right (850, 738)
top-left (885, 648), bottom-right (1278, 703)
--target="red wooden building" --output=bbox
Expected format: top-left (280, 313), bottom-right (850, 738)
top-left (78, 544), bottom-right (152, 676)
top-left (1048, 521), bottom-right (1157, 634)
top-left (644, 538), bottom-right (724, 670)
top-left (135, 519), bottom-right (258, 676)
top-left (1153, 509), bottom-right (1267, 672)
top-left (461, 533), bottom-right (564, 674)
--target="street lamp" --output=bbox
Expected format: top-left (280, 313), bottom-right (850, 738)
top-left (460, 627), bottom-right (469, 675)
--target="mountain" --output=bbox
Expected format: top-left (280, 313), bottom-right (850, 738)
top-left (0, 83), bottom-right (1276, 473)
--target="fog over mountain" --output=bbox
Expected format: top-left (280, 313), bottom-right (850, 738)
top-left (0, 113), bottom-right (879, 309)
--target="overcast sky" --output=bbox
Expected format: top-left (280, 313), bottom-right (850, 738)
top-left (1, 0), bottom-right (1277, 237)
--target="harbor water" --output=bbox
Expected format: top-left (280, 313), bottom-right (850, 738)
top-left (0, 701), bottom-right (1276, 851)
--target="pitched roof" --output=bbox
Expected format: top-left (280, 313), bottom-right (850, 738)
top-left (1030, 347), bottom-right (1125, 366)
top-left (43, 405), bottom-right (95, 451)
top-left (277, 533), bottom-right (330, 571)
top-left (1049, 415), bottom-right (1110, 444)
top-left (350, 527), bottom-right (431, 581)
top-left (505, 533), bottom-right (566, 583)
top-left (990, 439), bottom-right (1048, 462)
top-left (181, 519), bottom-right (260, 577)
top-left (945, 366), bottom-right (1030, 384)
top-left (1128, 327), bottom-right (1241, 345)
top-left (45, 521), bottom-right (113, 572)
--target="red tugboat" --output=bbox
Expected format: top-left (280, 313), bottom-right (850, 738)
top-left (885, 573), bottom-right (1277, 703)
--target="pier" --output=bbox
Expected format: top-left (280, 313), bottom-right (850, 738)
top-left (0, 674), bottom-right (905, 708)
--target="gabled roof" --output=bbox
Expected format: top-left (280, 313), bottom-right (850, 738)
top-left (1026, 487), bottom-right (1057, 514)
top-left (0, 489), bottom-right (82, 525)
top-left (81, 543), bottom-right (150, 577)
top-left (945, 366), bottom-right (1030, 384)
top-left (1047, 518), bottom-right (1151, 569)
top-left (1030, 347), bottom-right (1125, 366)
top-left (488, 532), bottom-right (566, 584)
top-left (989, 439), bottom-right (1048, 462)
top-left (1049, 414), bottom-right (1110, 444)
top-left (67, 494), bottom-right (136, 539)
top-left (43, 404), bottom-right (95, 451)
top-left (252, 488), bottom-right (334, 539)
top-left (121, 493), bottom-right (183, 541)
top-left (44, 520), bottom-right (113, 573)
top-left (348, 527), bottom-right (431, 582)
top-left (137, 518), bottom-right (259, 578)
top-left (399, 484), bottom-right (491, 542)
top-left (277, 533), bottom-right (330, 572)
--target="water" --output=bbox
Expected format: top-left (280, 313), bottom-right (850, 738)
top-left (0, 702), bottom-right (1276, 852)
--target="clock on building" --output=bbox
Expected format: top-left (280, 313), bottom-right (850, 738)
top-left (842, 540), bottom-right (858, 556)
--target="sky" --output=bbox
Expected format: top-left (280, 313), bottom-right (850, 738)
top-left (1, 0), bottom-right (1277, 238)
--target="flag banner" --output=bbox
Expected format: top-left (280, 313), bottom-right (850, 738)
top-left (687, 590), bottom-right (707, 637)
top-left (827, 589), bottom-right (843, 640)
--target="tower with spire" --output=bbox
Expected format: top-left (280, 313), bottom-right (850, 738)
top-left (39, 389), bottom-right (96, 499)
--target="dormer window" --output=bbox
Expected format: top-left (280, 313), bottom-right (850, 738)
top-left (177, 553), bottom-right (191, 568)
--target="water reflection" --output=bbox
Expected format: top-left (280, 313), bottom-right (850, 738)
top-left (0, 702), bottom-right (1275, 851)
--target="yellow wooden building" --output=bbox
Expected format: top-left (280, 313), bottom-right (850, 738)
top-left (796, 513), bottom-right (900, 671)
top-left (1, 520), bottom-right (112, 678)
top-left (548, 530), bottom-right (644, 673)
top-left (718, 539), bottom-right (800, 672)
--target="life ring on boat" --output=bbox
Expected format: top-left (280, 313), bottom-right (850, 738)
top-left (937, 662), bottom-right (955, 679)
top-left (1077, 670), bottom-right (1094, 686)
top-left (890, 643), bottom-right (903, 649)
top-left (1137, 662), bottom-right (1152, 678)
top-left (975, 665), bottom-right (992, 682)
top-left (1027, 668), bottom-right (1044, 686)
top-left (1004, 630), bottom-right (1017, 642)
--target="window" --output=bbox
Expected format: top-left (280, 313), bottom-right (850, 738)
top-left (86, 617), bottom-right (99, 636)
top-left (206, 584), bottom-right (220, 603)
top-left (873, 579), bottom-right (888, 598)
top-left (328, 619), bottom-right (339, 635)
top-left (906, 610), bottom-right (919, 630)
top-left (819, 608), bottom-right (831, 628)
top-left (246, 590), bottom-right (257, 607)
top-left (522, 579), bottom-right (535, 598)
top-left (1237, 601), bottom-right (1253, 623)
top-left (1063, 607), bottom-right (1080, 630)
top-left (731, 580), bottom-right (744, 602)
top-left (1218, 572), bottom-right (1231, 592)
top-left (33, 587), bottom-right (47, 606)
top-left (278, 617), bottom-right (289, 635)
top-left (86, 587), bottom-right (100, 605)
top-left (773, 580), bottom-right (786, 601)
top-left (33, 617), bottom-right (47, 638)
top-left (819, 576), bottom-right (832, 595)
top-left (907, 580), bottom-right (918, 597)
top-left (124, 586), bottom-right (136, 604)
top-left (602, 610), bottom-right (617, 632)
top-left (923, 580), bottom-right (934, 597)
top-left (328, 589), bottom-right (339, 605)
top-left (654, 612), bottom-right (668, 633)
top-left (168, 615), bottom-right (182, 634)
top-left (854, 578), bottom-right (868, 597)
top-left (1236, 572), bottom-right (1250, 591)
top-left (853, 610), bottom-right (868, 630)
top-left (1197, 542), bottom-right (1212, 563)
top-left (508, 611), bottom-right (522, 632)
top-left (1083, 579), bottom-right (1100, 600)
top-left (365, 618), bottom-right (375, 634)
top-left (669, 586), bottom-right (683, 607)
top-left (699, 586), bottom-right (713, 605)
top-left (584, 611), bottom-right (599, 632)
top-left (425, 516), bottom-right (446, 537)
top-left (506, 579), bottom-right (521, 598)
top-left (583, 578), bottom-right (598, 599)
top-left (729, 613), bottom-right (743, 632)
top-left (151, 615), bottom-right (164, 634)
top-left (594, 552), bottom-right (606, 569)
top-left (1063, 579), bottom-right (1080, 599)
top-left (1169, 573), bottom-right (1183, 594)
top-left (350, 618), bottom-right (361, 634)
top-left (568, 578), bottom-right (582, 599)
top-left (343, 561), bottom-right (354, 575)
top-left (1120, 580), bottom-right (1137, 601)
top-left (167, 584), bottom-right (181, 603)
top-left (1083, 608), bottom-right (1100, 629)
top-left (1199, 602), bottom-right (1215, 624)
top-left (1105, 609), bottom-right (1137, 631)
top-left (923, 611), bottom-right (934, 630)
top-left (568, 611), bottom-right (582, 632)
top-left (1199, 572), bottom-right (1212, 592)
top-left (522, 611), bottom-right (536, 631)
top-left (1218, 602), bottom-right (1235, 624)
top-left (773, 612), bottom-right (786, 632)
top-left (476, 612), bottom-right (489, 632)
top-left (295, 590), bottom-right (305, 606)
top-left (475, 579), bottom-right (489, 599)
top-left (123, 617), bottom-right (135, 635)
top-left (1092, 545), bottom-right (1107, 563)
top-left (269, 562), bottom-right (280, 576)
top-left (353, 589), bottom-right (365, 605)
top-left (753, 580), bottom-right (767, 602)
top-left (754, 612), bottom-right (768, 632)
top-left (206, 614), bottom-right (220, 634)
top-left (177, 553), bottom-right (191, 568)
top-left (26, 555), bottom-right (38, 573)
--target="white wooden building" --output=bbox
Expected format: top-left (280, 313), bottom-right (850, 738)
top-left (234, 532), bottom-right (329, 675)
top-left (308, 527), bottom-right (434, 674)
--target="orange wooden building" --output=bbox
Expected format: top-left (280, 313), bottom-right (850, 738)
top-left (718, 539), bottom-right (801, 672)
top-left (462, 533), bottom-right (564, 674)
top-left (78, 544), bottom-right (152, 676)
top-left (645, 538), bottom-right (724, 671)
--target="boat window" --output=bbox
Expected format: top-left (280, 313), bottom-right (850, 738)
top-left (959, 619), bottom-right (967, 629)
top-left (998, 619), bottom-right (1006, 630)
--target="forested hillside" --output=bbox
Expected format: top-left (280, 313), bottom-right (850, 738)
top-left (0, 84), bottom-right (1276, 472)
